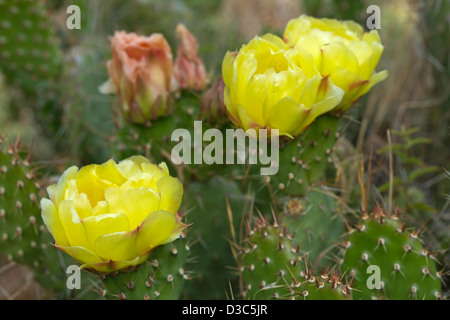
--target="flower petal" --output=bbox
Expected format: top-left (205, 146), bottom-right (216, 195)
top-left (266, 97), bottom-right (303, 137)
top-left (75, 165), bottom-right (118, 207)
top-left (40, 198), bottom-right (69, 247)
top-left (94, 159), bottom-right (128, 187)
top-left (117, 156), bottom-right (147, 178)
top-left (55, 244), bottom-right (104, 265)
top-left (80, 255), bottom-right (148, 273)
top-left (222, 51), bottom-right (237, 88)
top-left (83, 213), bottom-right (131, 250)
top-left (70, 193), bottom-right (93, 220)
top-left (135, 210), bottom-right (182, 254)
top-left (157, 176), bottom-right (183, 214)
top-left (94, 210), bottom-right (180, 262)
top-left (105, 187), bottom-right (161, 229)
top-left (58, 200), bottom-right (90, 249)
top-left (47, 166), bottom-right (78, 203)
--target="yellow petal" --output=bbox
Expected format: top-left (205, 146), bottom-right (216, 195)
top-left (286, 47), bottom-right (320, 79)
top-left (40, 198), bottom-right (69, 247)
top-left (47, 166), bottom-right (78, 203)
top-left (235, 51), bottom-right (257, 108)
top-left (135, 210), bottom-right (182, 254)
top-left (117, 156), bottom-right (146, 178)
top-left (94, 210), bottom-right (180, 262)
top-left (241, 73), bottom-right (268, 125)
top-left (94, 230), bottom-right (138, 262)
top-left (299, 76), bottom-right (321, 108)
top-left (80, 255), bottom-right (148, 273)
top-left (157, 176), bottom-right (183, 214)
top-left (358, 42), bottom-right (384, 80)
top-left (70, 193), bottom-right (93, 220)
top-left (75, 165), bottom-right (118, 207)
top-left (105, 187), bottom-right (161, 229)
top-left (83, 212), bottom-right (131, 250)
top-left (355, 70), bottom-right (389, 100)
top-left (224, 86), bottom-right (240, 127)
top-left (55, 244), bottom-right (104, 265)
top-left (222, 51), bottom-right (237, 88)
top-left (266, 97), bottom-right (302, 137)
top-left (58, 200), bottom-right (90, 249)
top-left (293, 94), bottom-right (342, 136)
top-left (120, 173), bottom-right (154, 190)
top-left (94, 159), bottom-right (127, 187)
top-left (157, 162), bottom-right (170, 175)
top-left (292, 34), bottom-right (326, 69)
top-left (140, 162), bottom-right (169, 189)
top-left (329, 67), bottom-right (362, 102)
top-left (260, 33), bottom-right (287, 49)
top-left (92, 201), bottom-right (112, 216)
top-left (236, 103), bottom-right (258, 131)
top-left (321, 42), bottom-right (360, 76)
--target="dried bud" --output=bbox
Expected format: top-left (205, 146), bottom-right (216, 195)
top-left (199, 77), bottom-right (228, 126)
top-left (173, 24), bottom-right (207, 91)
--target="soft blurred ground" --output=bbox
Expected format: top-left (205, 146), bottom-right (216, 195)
top-left (0, 256), bottom-right (44, 300)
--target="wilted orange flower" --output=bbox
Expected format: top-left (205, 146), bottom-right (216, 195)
top-left (100, 31), bottom-right (174, 124)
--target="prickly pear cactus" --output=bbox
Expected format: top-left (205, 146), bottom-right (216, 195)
top-left (182, 176), bottom-right (246, 299)
top-left (238, 217), bottom-right (305, 300)
top-left (0, 135), bottom-right (43, 267)
top-left (0, 135), bottom-right (78, 297)
top-left (264, 115), bottom-right (340, 197)
top-left (238, 217), bottom-right (352, 300)
top-left (100, 235), bottom-right (191, 300)
top-left (0, 0), bottom-right (61, 93)
top-left (0, 0), bottom-right (64, 141)
top-left (341, 206), bottom-right (443, 300)
top-left (282, 188), bottom-right (344, 269)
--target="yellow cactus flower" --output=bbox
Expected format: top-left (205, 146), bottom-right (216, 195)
top-left (222, 34), bottom-right (344, 138)
top-left (283, 15), bottom-right (388, 114)
top-left (40, 156), bottom-right (186, 273)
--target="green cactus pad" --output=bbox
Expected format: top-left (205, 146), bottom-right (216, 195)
top-left (0, 0), bottom-right (61, 94)
top-left (341, 206), bottom-right (443, 300)
top-left (266, 115), bottom-right (340, 197)
top-left (182, 176), bottom-right (246, 299)
top-left (282, 188), bottom-right (344, 269)
top-left (239, 218), bottom-right (306, 300)
top-left (100, 235), bottom-right (190, 300)
top-left (0, 136), bottom-right (81, 297)
top-left (113, 114), bottom-right (177, 165)
top-left (239, 217), bottom-right (351, 300)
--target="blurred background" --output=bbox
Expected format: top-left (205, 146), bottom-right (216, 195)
top-left (0, 0), bottom-right (448, 299)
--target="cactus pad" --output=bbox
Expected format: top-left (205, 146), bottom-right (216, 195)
top-left (100, 235), bottom-right (191, 300)
top-left (341, 206), bottom-right (443, 300)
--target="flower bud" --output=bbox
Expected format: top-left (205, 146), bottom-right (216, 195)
top-left (100, 31), bottom-right (174, 124)
top-left (173, 24), bottom-right (207, 91)
top-left (199, 77), bottom-right (228, 126)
